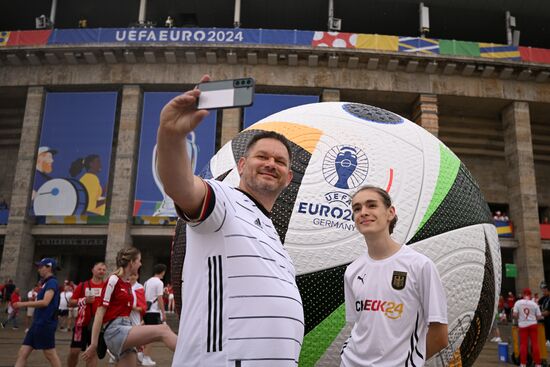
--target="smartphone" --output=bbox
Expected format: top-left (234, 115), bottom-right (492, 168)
top-left (196, 78), bottom-right (255, 110)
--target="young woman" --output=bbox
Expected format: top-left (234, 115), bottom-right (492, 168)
top-left (81, 248), bottom-right (177, 366)
top-left (341, 186), bottom-right (449, 367)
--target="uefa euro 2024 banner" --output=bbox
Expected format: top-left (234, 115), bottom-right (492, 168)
top-left (133, 92), bottom-right (217, 218)
top-left (32, 92), bottom-right (118, 217)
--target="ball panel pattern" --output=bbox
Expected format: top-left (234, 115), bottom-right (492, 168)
top-left (457, 237), bottom-right (495, 366)
top-left (297, 268), bottom-right (347, 366)
top-left (408, 163), bottom-right (493, 244)
top-left (411, 225), bottom-right (486, 329)
top-left (296, 264), bottom-right (347, 334)
top-left (414, 144), bottom-right (461, 236)
top-left (208, 139), bottom-right (237, 178)
top-left (169, 102), bottom-right (501, 366)
top-left (342, 103), bottom-right (404, 124)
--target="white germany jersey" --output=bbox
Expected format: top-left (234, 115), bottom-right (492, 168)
top-left (341, 245), bottom-right (447, 367)
top-left (172, 180), bottom-right (304, 367)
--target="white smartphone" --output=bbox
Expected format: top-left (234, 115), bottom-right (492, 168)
top-left (196, 78), bottom-right (255, 110)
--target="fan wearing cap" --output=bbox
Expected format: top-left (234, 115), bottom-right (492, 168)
top-left (513, 288), bottom-right (543, 367)
top-left (33, 146), bottom-right (57, 201)
top-left (12, 258), bottom-right (62, 367)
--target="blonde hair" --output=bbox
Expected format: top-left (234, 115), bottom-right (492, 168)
top-left (113, 247), bottom-right (141, 277)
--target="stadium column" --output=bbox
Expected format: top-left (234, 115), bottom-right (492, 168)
top-left (322, 89), bottom-right (340, 102)
top-left (412, 94), bottom-right (438, 137)
top-left (221, 108), bottom-right (240, 146)
top-left (502, 101), bottom-right (544, 291)
top-left (0, 87), bottom-right (44, 290)
top-left (105, 85), bottom-right (142, 271)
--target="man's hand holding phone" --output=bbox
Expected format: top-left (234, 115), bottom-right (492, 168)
top-left (158, 74), bottom-right (211, 140)
top-left (196, 77), bottom-right (255, 110)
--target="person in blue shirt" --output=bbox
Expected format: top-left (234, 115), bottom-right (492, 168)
top-left (13, 258), bottom-right (62, 367)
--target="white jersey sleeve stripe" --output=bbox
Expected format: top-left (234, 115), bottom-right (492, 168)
top-left (102, 275), bottom-right (118, 307)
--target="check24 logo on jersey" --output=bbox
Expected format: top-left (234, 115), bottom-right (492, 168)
top-left (355, 299), bottom-right (405, 319)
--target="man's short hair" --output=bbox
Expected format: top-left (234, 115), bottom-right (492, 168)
top-left (244, 131), bottom-right (293, 165)
top-left (153, 263), bottom-right (167, 275)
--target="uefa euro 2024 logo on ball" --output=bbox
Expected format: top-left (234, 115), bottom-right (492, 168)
top-left (322, 145), bottom-right (369, 189)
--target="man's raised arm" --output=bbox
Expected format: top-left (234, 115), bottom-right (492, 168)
top-left (156, 74), bottom-right (211, 218)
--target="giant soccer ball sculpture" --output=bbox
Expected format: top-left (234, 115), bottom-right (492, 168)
top-left (172, 102), bottom-right (501, 367)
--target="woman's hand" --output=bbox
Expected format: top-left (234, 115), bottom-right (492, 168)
top-left (81, 343), bottom-right (97, 361)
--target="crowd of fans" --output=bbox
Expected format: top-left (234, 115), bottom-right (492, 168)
top-left (0, 258), bottom-right (177, 366)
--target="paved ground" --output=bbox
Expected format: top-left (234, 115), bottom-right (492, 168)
top-left (0, 317), bottom-right (545, 366)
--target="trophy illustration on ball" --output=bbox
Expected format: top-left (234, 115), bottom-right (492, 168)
top-left (334, 146), bottom-right (358, 189)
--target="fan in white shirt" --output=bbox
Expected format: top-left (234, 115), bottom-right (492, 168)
top-left (157, 75), bottom-right (304, 367)
top-left (513, 288), bottom-right (543, 367)
top-left (341, 185), bottom-right (448, 367)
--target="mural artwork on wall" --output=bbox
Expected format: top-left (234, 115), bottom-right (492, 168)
top-left (32, 92), bottom-right (118, 221)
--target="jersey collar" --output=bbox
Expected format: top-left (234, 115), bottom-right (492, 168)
top-left (236, 188), bottom-right (271, 218)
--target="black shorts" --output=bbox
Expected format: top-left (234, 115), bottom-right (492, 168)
top-left (143, 313), bottom-right (162, 325)
top-left (58, 309), bottom-right (69, 317)
top-left (70, 327), bottom-right (92, 351)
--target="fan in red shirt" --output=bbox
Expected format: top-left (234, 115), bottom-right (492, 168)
top-left (2, 288), bottom-right (21, 329)
top-left (67, 262), bottom-right (107, 367)
top-left (82, 247), bottom-right (177, 365)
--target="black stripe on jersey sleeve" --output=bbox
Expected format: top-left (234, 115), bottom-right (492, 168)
top-left (175, 181), bottom-right (216, 223)
top-left (213, 255), bottom-right (219, 352)
top-left (207, 255), bottom-right (224, 353)
top-left (207, 257), bottom-right (213, 352)
top-left (217, 255), bottom-right (223, 352)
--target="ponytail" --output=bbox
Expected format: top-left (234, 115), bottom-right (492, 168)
top-left (113, 247), bottom-right (141, 276)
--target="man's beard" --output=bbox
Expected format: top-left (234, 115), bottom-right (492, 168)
top-left (245, 174), bottom-right (283, 196)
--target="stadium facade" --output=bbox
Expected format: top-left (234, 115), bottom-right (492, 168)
top-left (0, 0), bottom-right (549, 298)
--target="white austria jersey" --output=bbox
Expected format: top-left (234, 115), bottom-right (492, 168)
top-left (341, 245), bottom-right (447, 367)
top-left (514, 299), bottom-right (541, 328)
top-left (172, 180), bottom-right (304, 367)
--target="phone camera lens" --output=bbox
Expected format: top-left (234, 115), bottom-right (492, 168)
top-left (246, 80), bottom-right (251, 85)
